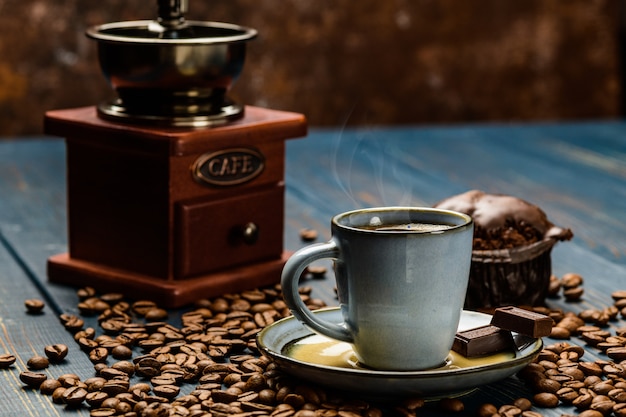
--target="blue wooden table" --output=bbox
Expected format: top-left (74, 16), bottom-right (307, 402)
top-left (0, 120), bottom-right (625, 416)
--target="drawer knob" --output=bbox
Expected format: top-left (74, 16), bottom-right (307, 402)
top-left (242, 222), bottom-right (259, 245)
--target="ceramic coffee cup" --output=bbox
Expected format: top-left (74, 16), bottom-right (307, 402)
top-left (281, 207), bottom-right (474, 371)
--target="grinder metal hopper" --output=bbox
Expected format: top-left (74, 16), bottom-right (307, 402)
top-left (86, 0), bottom-right (257, 127)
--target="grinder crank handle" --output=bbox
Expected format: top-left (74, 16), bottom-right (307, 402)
top-left (281, 240), bottom-right (353, 343)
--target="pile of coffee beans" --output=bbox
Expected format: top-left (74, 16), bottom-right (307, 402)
top-left (517, 289), bottom-right (626, 416)
top-left (6, 266), bottom-right (626, 417)
top-left (5, 283), bottom-right (523, 417)
top-left (11, 285), bottom-right (401, 417)
top-left (3, 285), bottom-right (542, 417)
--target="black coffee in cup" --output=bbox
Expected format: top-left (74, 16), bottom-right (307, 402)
top-left (368, 222), bottom-right (454, 232)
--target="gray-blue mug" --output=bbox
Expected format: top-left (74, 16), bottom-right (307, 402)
top-left (281, 207), bottom-right (474, 370)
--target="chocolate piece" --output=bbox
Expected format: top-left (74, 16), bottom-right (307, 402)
top-left (452, 325), bottom-right (514, 357)
top-left (490, 306), bottom-right (553, 338)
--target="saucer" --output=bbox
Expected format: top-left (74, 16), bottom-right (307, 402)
top-left (256, 307), bottom-right (542, 398)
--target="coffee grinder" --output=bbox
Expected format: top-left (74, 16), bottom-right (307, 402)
top-left (45, 0), bottom-right (307, 307)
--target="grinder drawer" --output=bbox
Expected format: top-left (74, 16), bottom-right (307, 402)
top-left (175, 186), bottom-right (284, 278)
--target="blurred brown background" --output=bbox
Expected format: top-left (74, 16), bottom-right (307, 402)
top-left (0, 0), bottom-right (623, 135)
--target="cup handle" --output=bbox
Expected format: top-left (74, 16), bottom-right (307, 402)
top-left (281, 240), bottom-right (353, 343)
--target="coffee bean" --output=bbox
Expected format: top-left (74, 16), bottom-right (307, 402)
top-left (20, 371), bottom-right (47, 387)
top-left (564, 287), bottom-right (584, 301)
top-left (439, 398), bottom-right (464, 412)
top-left (592, 381), bottom-right (616, 395)
top-left (547, 275), bottom-right (561, 297)
top-left (74, 327), bottom-right (96, 341)
top-left (299, 228), bottom-right (318, 242)
top-left (612, 290), bottom-right (626, 301)
top-left (254, 311), bottom-right (276, 327)
top-left (39, 379), bottom-right (62, 395)
top-left (62, 385), bottom-right (88, 406)
top-left (89, 408), bottom-right (117, 417)
top-left (230, 298), bottom-right (251, 312)
top-left (307, 265), bottom-right (327, 278)
top-left (84, 377), bottom-right (107, 392)
top-left (616, 300), bottom-right (626, 311)
top-left (609, 388), bottom-right (626, 403)
top-left (57, 373), bottom-right (81, 386)
top-left (27, 355), bottom-right (49, 370)
top-left (0, 353), bottom-right (16, 368)
top-left (550, 326), bottom-right (570, 339)
top-left (268, 404), bottom-right (295, 417)
top-left (132, 300), bottom-right (157, 316)
top-left (52, 387), bottom-right (66, 404)
top-left (99, 366), bottom-right (128, 380)
top-left (557, 387), bottom-right (578, 403)
top-left (614, 403), bottom-right (626, 417)
top-left (573, 392), bottom-right (594, 410)
top-left (153, 384), bottom-right (180, 399)
top-left (532, 392), bottom-right (559, 408)
top-left (293, 410), bottom-right (317, 417)
top-left (559, 366), bottom-right (585, 381)
top-left (511, 398), bottom-right (531, 412)
top-left (534, 378), bottom-right (561, 394)
top-left (100, 319), bottom-right (124, 334)
top-left (145, 308), bottom-right (169, 322)
top-left (581, 331), bottom-right (607, 346)
top-left (113, 401), bottom-right (132, 414)
top-left (607, 346), bottom-right (626, 361)
top-left (111, 345), bottom-right (132, 360)
top-left (562, 273), bottom-right (584, 288)
top-left (498, 405), bottom-right (522, 417)
top-left (256, 388), bottom-right (276, 405)
top-left (44, 343), bottom-right (69, 362)
top-left (282, 393), bottom-right (305, 409)
top-left (24, 298), bottom-right (45, 314)
top-left (89, 347), bottom-right (109, 363)
top-left (77, 337), bottom-right (99, 352)
top-left (578, 410), bottom-right (604, 417)
top-left (475, 403), bottom-right (498, 417)
top-left (521, 412), bottom-right (544, 417)
top-left (590, 395), bottom-right (615, 415)
top-left (62, 315), bottom-right (85, 333)
top-left (98, 292), bottom-right (123, 303)
top-left (556, 316), bottom-right (584, 332)
top-left (111, 360), bottom-right (135, 376)
top-left (76, 286), bottom-right (97, 300)
top-left (101, 380), bottom-right (129, 396)
top-left (78, 298), bottom-right (110, 315)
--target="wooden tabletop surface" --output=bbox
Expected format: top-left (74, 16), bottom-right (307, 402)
top-left (0, 120), bottom-right (625, 416)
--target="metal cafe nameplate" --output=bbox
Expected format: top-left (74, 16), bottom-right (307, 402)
top-left (192, 148), bottom-right (265, 186)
